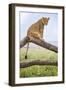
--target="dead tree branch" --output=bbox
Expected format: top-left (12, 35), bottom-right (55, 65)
top-left (20, 60), bottom-right (58, 68)
top-left (20, 36), bottom-right (58, 53)
top-left (20, 36), bottom-right (29, 48)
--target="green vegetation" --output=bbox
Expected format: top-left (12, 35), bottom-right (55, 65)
top-left (20, 65), bottom-right (57, 77)
top-left (20, 47), bottom-right (58, 77)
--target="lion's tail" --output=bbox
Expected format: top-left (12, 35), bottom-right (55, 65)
top-left (25, 42), bottom-right (29, 59)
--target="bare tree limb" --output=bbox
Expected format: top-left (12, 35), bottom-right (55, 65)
top-left (20, 60), bottom-right (58, 68)
top-left (20, 36), bottom-right (58, 53)
top-left (20, 36), bottom-right (29, 48)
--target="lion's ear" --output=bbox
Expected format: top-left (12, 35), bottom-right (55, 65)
top-left (42, 17), bottom-right (44, 19)
top-left (42, 17), bottom-right (44, 24)
top-left (48, 17), bottom-right (50, 20)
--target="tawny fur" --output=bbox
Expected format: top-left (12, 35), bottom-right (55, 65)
top-left (25, 17), bottom-right (49, 59)
top-left (27, 17), bottom-right (49, 40)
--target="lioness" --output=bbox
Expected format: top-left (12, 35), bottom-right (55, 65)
top-left (25, 17), bottom-right (49, 59)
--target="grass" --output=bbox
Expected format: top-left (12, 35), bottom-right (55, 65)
top-left (20, 46), bottom-right (58, 77)
top-left (20, 47), bottom-right (57, 61)
top-left (20, 65), bottom-right (58, 77)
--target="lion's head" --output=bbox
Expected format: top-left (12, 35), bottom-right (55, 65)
top-left (42, 17), bottom-right (49, 25)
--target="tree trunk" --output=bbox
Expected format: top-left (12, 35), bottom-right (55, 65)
top-left (20, 36), bottom-right (58, 53)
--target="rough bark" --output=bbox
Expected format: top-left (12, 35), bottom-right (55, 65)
top-left (20, 36), bottom-right (58, 53)
top-left (20, 60), bottom-right (58, 68)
